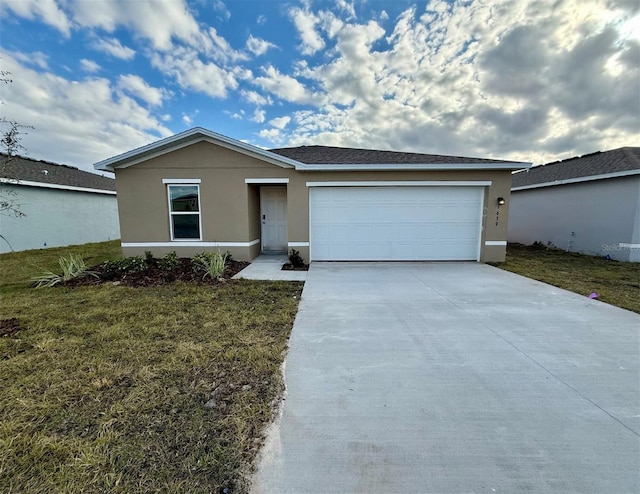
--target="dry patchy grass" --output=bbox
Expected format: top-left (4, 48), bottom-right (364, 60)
top-left (0, 242), bottom-right (302, 493)
top-left (494, 244), bottom-right (639, 314)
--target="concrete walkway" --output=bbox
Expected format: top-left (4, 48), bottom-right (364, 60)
top-left (253, 262), bottom-right (640, 493)
top-left (232, 255), bottom-right (307, 281)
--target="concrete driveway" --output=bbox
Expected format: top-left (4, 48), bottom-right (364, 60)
top-left (253, 263), bottom-right (640, 493)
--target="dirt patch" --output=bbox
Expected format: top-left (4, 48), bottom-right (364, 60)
top-left (281, 263), bottom-right (309, 271)
top-left (66, 259), bottom-right (250, 287)
top-left (0, 318), bottom-right (23, 338)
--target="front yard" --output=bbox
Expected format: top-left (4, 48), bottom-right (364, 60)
top-left (495, 243), bottom-right (640, 314)
top-left (0, 241), bottom-right (302, 493)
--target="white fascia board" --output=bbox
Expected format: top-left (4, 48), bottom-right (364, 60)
top-left (512, 169), bottom-right (640, 191)
top-left (0, 177), bottom-right (116, 195)
top-left (93, 127), bottom-right (300, 172)
top-left (306, 180), bottom-right (492, 187)
top-left (296, 162), bottom-right (530, 171)
top-left (245, 178), bottom-right (290, 184)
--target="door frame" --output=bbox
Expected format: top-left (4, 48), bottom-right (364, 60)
top-left (260, 186), bottom-right (288, 253)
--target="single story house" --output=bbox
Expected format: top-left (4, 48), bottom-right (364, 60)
top-left (0, 154), bottom-right (120, 253)
top-left (508, 147), bottom-right (640, 262)
top-left (94, 127), bottom-right (529, 263)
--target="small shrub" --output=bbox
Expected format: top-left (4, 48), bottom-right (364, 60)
top-left (144, 251), bottom-right (155, 265)
top-left (288, 249), bottom-right (305, 268)
top-left (100, 256), bottom-right (147, 277)
top-left (32, 254), bottom-right (97, 288)
top-left (193, 251), bottom-right (228, 280)
top-left (224, 250), bottom-right (234, 262)
top-left (158, 251), bottom-right (180, 271)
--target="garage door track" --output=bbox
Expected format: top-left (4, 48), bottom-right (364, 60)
top-left (253, 263), bottom-right (640, 493)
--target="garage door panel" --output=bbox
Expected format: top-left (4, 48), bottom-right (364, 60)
top-left (310, 187), bottom-right (483, 261)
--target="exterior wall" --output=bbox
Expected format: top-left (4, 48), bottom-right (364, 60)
top-left (508, 176), bottom-right (640, 262)
top-left (116, 140), bottom-right (513, 262)
top-left (0, 184), bottom-right (120, 253)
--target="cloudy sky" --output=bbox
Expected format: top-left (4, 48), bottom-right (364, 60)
top-left (0, 0), bottom-right (638, 174)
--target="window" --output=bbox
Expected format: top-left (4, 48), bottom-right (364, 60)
top-left (167, 184), bottom-right (201, 240)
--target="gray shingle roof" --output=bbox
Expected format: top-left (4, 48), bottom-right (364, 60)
top-left (269, 145), bottom-right (522, 165)
top-left (511, 147), bottom-right (640, 188)
top-left (1, 154), bottom-right (116, 192)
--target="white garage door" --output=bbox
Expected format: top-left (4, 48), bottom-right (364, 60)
top-left (309, 186), bottom-right (483, 261)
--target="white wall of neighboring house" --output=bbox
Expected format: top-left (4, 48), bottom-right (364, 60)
top-left (508, 176), bottom-right (640, 262)
top-left (0, 183), bottom-right (120, 253)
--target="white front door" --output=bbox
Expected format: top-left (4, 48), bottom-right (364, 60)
top-left (261, 187), bottom-right (288, 252)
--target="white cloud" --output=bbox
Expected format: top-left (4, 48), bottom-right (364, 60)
top-left (246, 35), bottom-right (276, 56)
top-left (289, 7), bottom-right (325, 54)
top-left (70, 0), bottom-right (202, 51)
top-left (213, 0), bottom-right (231, 21)
top-left (256, 14), bottom-right (267, 25)
top-left (207, 27), bottom-right (249, 62)
top-left (9, 51), bottom-right (49, 69)
top-left (258, 128), bottom-right (284, 143)
top-left (117, 74), bottom-right (166, 106)
top-left (0, 50), bottom-right (172, 171)
top-left (253, 65), bottom-right (318, 105)
top-left (0, 0), bottom-right (71, 36)
top-left (251, 109), bottom-right (266, 123)
top-left (91, 37), bottom-right (136, 60)
top-left (269, 116), bottom-right (291, 129)
top-left (182, 114), bottom-right (192, 125)
top-left (240, 90), bottom-right (272, 106)
top-left (151, 47), bottom-right (237, 98)
top-left (80, 59), bottom-right (100, 73)
top-left (336, 0), bottom-right (356, 19)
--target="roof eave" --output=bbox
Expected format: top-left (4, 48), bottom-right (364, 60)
top-left (511, 169), bottom-right (640, 191)
top-left (294, 162), bottom-right (531, 171)
top-left (93, 127), bottom-right (301, 172)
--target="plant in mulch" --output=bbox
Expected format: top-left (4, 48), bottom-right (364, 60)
top-left (158, 251), bottom-right (180, 271)
top-left (30, 251), bottom-right (249, 288)
top-left (283, 249), bottom-right (309, 271)
top-left (193, 251), bottom-right (228, 280)
top-left (31, 254), bottom-right (98, 287)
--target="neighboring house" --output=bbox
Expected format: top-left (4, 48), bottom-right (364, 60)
top-left (509, 147), bottom-right (640, 262)
top-left (94, 127), bottom-right (529, 262)
top-left (0, 154), bottom-right (120, 253)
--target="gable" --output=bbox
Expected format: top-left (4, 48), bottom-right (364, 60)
top-left (129, 140), bottom-right (290, 171)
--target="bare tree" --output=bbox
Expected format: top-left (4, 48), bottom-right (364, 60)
top-left (1, 70), bottom-right (32, 217)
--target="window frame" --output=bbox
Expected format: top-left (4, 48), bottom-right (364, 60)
top-left (164, 180), bottom-right (203, 241)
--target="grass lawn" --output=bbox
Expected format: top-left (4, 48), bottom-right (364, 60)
top-left (494, 243), bottom-right (640, 314)
top-left (1, 241), bottom-right (302, 493)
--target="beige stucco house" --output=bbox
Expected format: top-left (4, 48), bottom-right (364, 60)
top-left (94, 127), bottom-right (529, 263)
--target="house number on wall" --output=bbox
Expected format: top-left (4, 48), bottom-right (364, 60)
top-left (495, 209), bottom-right (500, 226)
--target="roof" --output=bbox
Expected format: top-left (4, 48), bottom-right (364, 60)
top-left (511, 147), bottom-right (640, 190)
top-left (269, 145), bottom-right (518, 165)
top-left (1, 154), bottom-right (116, 194)
top-left (94, 127), bottom-right (530, 172)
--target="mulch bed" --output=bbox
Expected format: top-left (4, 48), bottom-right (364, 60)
top-left (65, 259), bottom-right (250, 287)
top-left (281, 263), bottom-right (309, 271)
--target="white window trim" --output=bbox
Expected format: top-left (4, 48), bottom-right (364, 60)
top-left (245, 178), bottom-right (290, 184)
top-left (166, 182), bottom-right (203, 241)
top-left (485, 240), bottom-right (507, 246)
top-left (163, 178), bottom-right (202, 184)
top-left (306, 180), bottom-right (492, 187)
